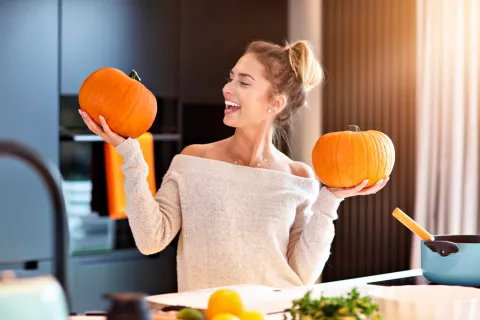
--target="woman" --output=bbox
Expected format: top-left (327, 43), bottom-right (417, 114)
top-left (79, 40), bottom-right (389, 292)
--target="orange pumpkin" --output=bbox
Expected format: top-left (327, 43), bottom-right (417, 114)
top-left (311, 125), bottom-right (395, 188)
top-left (78, 68), bottom-right (157, 138)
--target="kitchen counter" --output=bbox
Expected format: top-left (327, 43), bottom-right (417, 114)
top-left (70, 268), bottom-right (423, 319)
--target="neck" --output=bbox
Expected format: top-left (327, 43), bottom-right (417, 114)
top-left (228, 125), bottom-right (276, 167)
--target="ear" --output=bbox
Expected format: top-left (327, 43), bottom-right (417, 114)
top-left (272, 94), bottom-right (287, 113)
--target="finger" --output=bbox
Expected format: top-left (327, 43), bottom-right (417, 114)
top-left (377, 177), bottom-right (390, 191)
top-left (352, 179), bottom-right (369, 192)
top-left (379, 176), bottom-right (390, 189)
top-left (99, 115), bottom-right (113, 135)
top-left (79, 110), bottom-right (104, 136)
top-left (361, 177), bottom-right (389, 195)
top-left (371, 177), bottom-right (389, 193)
top-left (82, 114), bottom-right (103, 135)
top-left (357, 179), bottom-right (384, 195)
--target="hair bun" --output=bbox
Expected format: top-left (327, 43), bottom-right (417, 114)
top-left (285, 41), bottom-right (324, 92)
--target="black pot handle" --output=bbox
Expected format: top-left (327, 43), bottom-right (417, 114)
top-left (424, 240), bottom-right (460, 257)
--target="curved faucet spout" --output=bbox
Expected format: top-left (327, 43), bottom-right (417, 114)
top-left (0, 140), bottom-right (69, 307)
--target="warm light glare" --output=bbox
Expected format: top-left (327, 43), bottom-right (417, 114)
top-left (412, 0), bottom-right (480, 270)
top-left (416, 0), bottom-right (479, 235)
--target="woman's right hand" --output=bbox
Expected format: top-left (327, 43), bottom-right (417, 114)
top-left (79, 109), bottom-right (125, 147)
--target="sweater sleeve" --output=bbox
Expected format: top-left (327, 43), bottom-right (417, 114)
top-left (115, 138), bottom-right (182, 255)
top-left (287, 186), bottom-right (343, 285)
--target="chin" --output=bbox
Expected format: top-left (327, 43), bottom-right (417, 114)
top-left (223, 117), bottom-right (240, 128)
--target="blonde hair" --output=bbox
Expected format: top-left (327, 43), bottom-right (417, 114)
top-left (244, 40), bottom-right (324, 152)
top-left (285, 41), bottom-right (324, 92)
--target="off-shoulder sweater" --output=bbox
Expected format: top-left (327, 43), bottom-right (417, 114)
top-left (115, 138), bottom-right (344, 292)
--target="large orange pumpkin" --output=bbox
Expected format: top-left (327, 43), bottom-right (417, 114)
top-left (78, 68), bottom-right (157, 138)
top-left (311, 125), bottom-right (395, 188)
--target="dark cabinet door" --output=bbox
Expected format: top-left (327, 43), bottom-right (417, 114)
top-left (61, 0), bottom-right (180, 97)
top-left (179, 0), bottom-right (288, 104)
top-left (68, 248), bottom-right (177, 313)
top-left (0, 0), bottom-right (59, 263)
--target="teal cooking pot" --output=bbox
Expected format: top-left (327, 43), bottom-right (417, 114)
top-left (421, 235), bottom-right (480, 286)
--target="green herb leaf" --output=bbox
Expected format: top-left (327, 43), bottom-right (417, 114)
top-left (283, 288), bottom-right (382, 320)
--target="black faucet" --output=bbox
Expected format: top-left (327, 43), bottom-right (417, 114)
top-left (0, 140), bottom-right (69, 308)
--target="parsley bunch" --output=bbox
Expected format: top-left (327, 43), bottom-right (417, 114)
top-left (283, 288), bottom-right (382, 320)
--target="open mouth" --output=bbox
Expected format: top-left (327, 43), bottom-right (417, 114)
top-left (225, 100), bottom-right (241, 113)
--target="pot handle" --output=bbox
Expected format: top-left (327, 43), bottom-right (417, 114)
top-left (424, 240), bottom-right (460, 257)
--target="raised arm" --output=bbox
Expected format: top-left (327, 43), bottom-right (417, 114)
top-left (286, 186), bottom-right (343, 285)
top-left (116, 138), bottom-right (182, 255)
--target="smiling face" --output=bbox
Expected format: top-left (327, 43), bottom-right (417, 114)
top-left (222, 53), bottom-right (277, 128)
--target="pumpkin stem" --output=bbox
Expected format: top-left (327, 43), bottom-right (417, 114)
top-left (349, 125), bottom-right (361, 132)
top-left (129, 70), bottom-right (141, 82)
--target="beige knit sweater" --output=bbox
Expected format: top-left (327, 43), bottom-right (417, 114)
top-left (116, 138), bottom-right (344, 292)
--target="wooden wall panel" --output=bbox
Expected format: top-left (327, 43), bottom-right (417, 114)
top-left (321, 0), bottom-right (417, 281)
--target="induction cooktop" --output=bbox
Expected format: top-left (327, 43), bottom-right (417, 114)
top-left (368, 275), bottom-right (480, 288)
top-left (367, 275), bottom-right (431, 286)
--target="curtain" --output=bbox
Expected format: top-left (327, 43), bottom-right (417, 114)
top-left (411, 0), bottom-right (480, 269)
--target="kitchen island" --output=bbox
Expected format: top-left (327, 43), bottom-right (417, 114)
top-left (70, 268), bottom-right (423, 319)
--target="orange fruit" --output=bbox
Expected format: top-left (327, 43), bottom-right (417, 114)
top-left (206, 289), bottom-right (244, 320)
top-left (239, 311), bottom-right (264, 320)
top-left (211, 314), bottom-right (240, 320)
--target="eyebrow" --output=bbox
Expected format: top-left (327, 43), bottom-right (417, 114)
top-left (230, 70), bottom-right (256, 81)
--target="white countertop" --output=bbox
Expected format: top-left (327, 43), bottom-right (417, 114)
top-left (70, 268), bottom-right (423, 320)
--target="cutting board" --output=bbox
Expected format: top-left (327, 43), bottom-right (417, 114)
top-left (146, 284), bottom-right (308, 315)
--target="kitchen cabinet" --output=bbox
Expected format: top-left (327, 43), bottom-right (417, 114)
top-left (179, 0), bottom-right (288, 104)
top-left (0, 0), bottom-right (59, 264)
top-left (0, 249), bottom-right (178, 315)
top-left (68, 247), bottom-right (177, 314)
top-left (61, 0), bottom-right (180, 97)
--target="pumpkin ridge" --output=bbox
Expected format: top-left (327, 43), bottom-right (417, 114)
top-left (334, 132), bottom-right (345, 188)
top-left (115, 84), bottom-right (146, 137)
top-left (360, 130), bottom-right (369, 186)
top-left (109, 79), bottom-right (136, 132)
top-left (113, 78), bottom-right (135, 125)
top-left (312, 134), bottom-right (324, 185)
top-left (80, 69), bottom-right (103, 109)
top-left (325, 134), bottom-right (334, 186)
top-left (96, 71), bottom-right (126, 124)
top-left (376, 132), bottom-right (384, 179)
top-left (387, 134), bottom-right (395, 174)
top-left (323, 133), bottom-right (335, 186)
top-left (367, 131), bottom-right (380, 182)
top-left (378, 132), bottom-right (390, 177)
top-left (314, 133), bottom-right (327, 186)
top-left (371, 131), bottom-right (381, 184)
top-left (350, 131), bottom-right (354, 187)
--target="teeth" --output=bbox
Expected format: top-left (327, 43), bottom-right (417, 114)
top-left (225, 100), bottom-right (241, 108)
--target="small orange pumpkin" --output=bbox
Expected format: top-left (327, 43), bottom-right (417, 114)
top-left (79, 68), bottom-right (157, 138)
top-left (311, 125), bottom-right (395, 188)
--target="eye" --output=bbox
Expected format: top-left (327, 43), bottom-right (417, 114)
top-left (239, 81), bottom-right (250, 87)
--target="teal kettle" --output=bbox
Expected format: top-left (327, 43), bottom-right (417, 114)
top-left (0, 272), bottom-right (69, 320)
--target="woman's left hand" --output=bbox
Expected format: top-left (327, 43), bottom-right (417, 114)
top-left (328, 177), bottom-right (390, 199)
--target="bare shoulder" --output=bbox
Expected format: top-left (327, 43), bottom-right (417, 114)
top-left (288, 160), bottom-right (317, 179)
top-left (180, 139), bottom-right (228, 159)
top-left (180, 144), bottom-right (208, 157)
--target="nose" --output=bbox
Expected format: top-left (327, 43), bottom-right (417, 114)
top-left (222, 80), bottom-right (233, 96)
